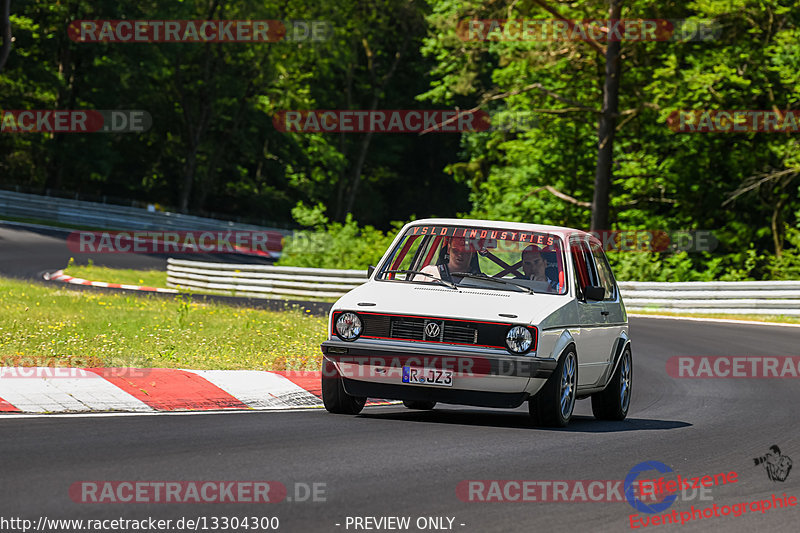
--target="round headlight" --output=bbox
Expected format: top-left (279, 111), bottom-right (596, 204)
top-left (335, 312), bottom-right (362, 341)
top-left (506, 326), bottom-right (533, 353)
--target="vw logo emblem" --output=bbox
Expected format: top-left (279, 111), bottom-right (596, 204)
top-left (425, 321), bottom-right (441, 339)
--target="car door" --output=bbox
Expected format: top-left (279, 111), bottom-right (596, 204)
top-left (570, 236), bottom-right (609, 386)
top-left (589, 241), bottom-right (627, 381)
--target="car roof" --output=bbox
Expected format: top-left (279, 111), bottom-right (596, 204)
top-left (407, 218), bottom-right (595, 241)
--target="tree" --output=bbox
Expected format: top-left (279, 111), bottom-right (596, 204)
top-left (591, 0), bottom-right (622, 232)
top-left (0, 0), bottom-right (10, 73)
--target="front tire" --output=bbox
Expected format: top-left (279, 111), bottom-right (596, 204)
top-left (321, 358), bottom-right (367, 415)
top-left (529, 348), bottom-right (577, 427)
top-left (591, 346), bottom-right (632, 421)
top-left (402, 400), bottom-right (436, 410)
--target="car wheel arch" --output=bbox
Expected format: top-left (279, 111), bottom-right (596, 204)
top-left (603, 333), bottom-right (631, 389)
top-left (549, 328), bottom-right (577, 362)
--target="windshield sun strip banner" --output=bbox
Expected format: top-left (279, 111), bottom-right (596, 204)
top-left (407, 225), bottom-right (559, 246)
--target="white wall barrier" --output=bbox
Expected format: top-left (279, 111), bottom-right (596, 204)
top-left (167, 259), bottom-right (366, 299)
top-left (0, 189), bottom-right (289, 234)
top-left (617, 281), bottom-right (800, 316)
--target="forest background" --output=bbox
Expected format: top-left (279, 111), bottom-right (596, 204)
top-left (1, 0), bottom-right (799, 280)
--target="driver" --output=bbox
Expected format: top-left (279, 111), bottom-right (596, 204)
top-left (521, 245), bottom-right (558, 292)
top-left (420, 237), bottom-right (480, 282)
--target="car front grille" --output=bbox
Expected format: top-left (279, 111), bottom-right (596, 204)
top-left (390, 318), bottom-right (425, 340)
top-left (355, 314), bottom-right (498, 347)
top-left (331, 311), bottom-right (537, 351)
top-left (443, 323), bottom-right (479, 344)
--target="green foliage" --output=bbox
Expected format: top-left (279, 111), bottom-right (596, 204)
top-left (607, 250), bottom-right (763, 282)
top-left (767, 226), bottom-right (800, 280)
top-left (0, 0), bottom-right (463, 227)
top-left (277, 202), bottom-right (400, 269)
top-left (417, 0), bottom-right (800, 281)
top-left (2, 0), bottom-right (800, 280)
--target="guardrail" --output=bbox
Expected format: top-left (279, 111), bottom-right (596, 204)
top-left (167, 259), bottom-right (366, 299)
top-left (166, 259), bottom-right (800, 315)
top-left (0, 189), bottom-right (290, 234)
top-left (618, 281), bottom-right (800, 316)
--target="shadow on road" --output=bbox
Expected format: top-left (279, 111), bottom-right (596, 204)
top-left (358, 408), bottom-right (690, 433)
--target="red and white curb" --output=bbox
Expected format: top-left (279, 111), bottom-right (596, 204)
top-left (0, 368), bottom-right (391, 414)
top-left (44, 270), bottom-right (178, 293)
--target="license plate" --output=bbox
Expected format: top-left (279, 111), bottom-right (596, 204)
top-left (402, 366), bottom-right (453, 387)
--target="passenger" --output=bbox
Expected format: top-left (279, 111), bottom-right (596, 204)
top-left (521, 245), bottom-right (558, 291)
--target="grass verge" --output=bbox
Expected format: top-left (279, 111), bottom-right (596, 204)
top-left (0, 276), bottom-right (327, 370)
top-left (63, 261), bottom-right (167, 288)
top-left (61, 262), bottom-right (339, 302)
top-left (629, 309), bottom-right (800, 324)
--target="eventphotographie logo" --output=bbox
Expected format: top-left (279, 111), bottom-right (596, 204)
top-left (753, 445), bottom-right (793, 483)
top-left (625, 461), bottom-right (679, 514)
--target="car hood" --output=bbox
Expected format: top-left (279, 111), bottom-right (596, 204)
top-left (332, 280), bottom-right (576, 327)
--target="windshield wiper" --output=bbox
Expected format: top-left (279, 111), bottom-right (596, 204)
top-left (382, 269), bottom-right (459, 290)
top-left (450, 272), bottom-right (534, 294)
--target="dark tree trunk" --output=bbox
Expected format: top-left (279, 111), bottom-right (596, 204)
top-left (343, 129), bottom-right (375, 216)
top-left (175, 54), bottom-right (213, 214)
top-left (340, 46), bottom-right (403, 218)
top-left (591, 0), bottom-right (622, 232)
top-left (0, 0), bottom-right (11, 73)
top-left (180, 147), bottom-right (199, 213)
top-left (44, 2), bottom-right (79, 193)
top-left (334, 57), bottom-right (356, 222)
top-left (176, 1), bottom-right (221, 213)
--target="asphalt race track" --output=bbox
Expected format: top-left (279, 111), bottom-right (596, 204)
top-left (0, 223), bottom-right (273, 280)
top-left (1, 224), bottom-right (799, 532)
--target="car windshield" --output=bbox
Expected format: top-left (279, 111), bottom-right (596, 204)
top-left (377, 224), bottom-right (567, 295)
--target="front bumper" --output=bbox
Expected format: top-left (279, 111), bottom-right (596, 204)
top-left (321, 339), bottom-right (557, 408)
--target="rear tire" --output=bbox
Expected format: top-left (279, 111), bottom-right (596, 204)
top-left (591, 346), bottom-right (632, 421)
top-left (402, 400), bottom-right (436, 410)
top-left (321, 358), bottom-right (367, 415)
top-left (529, 348), bottom-right (577, 427)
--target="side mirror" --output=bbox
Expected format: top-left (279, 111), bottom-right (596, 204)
top-left (583, 285), bottom-right (605, 301)
top-left (367, 265), bottom-right (376, 277)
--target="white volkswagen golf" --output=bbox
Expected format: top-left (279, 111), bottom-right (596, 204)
top-left (320, 218), bottom-right (631, 427)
